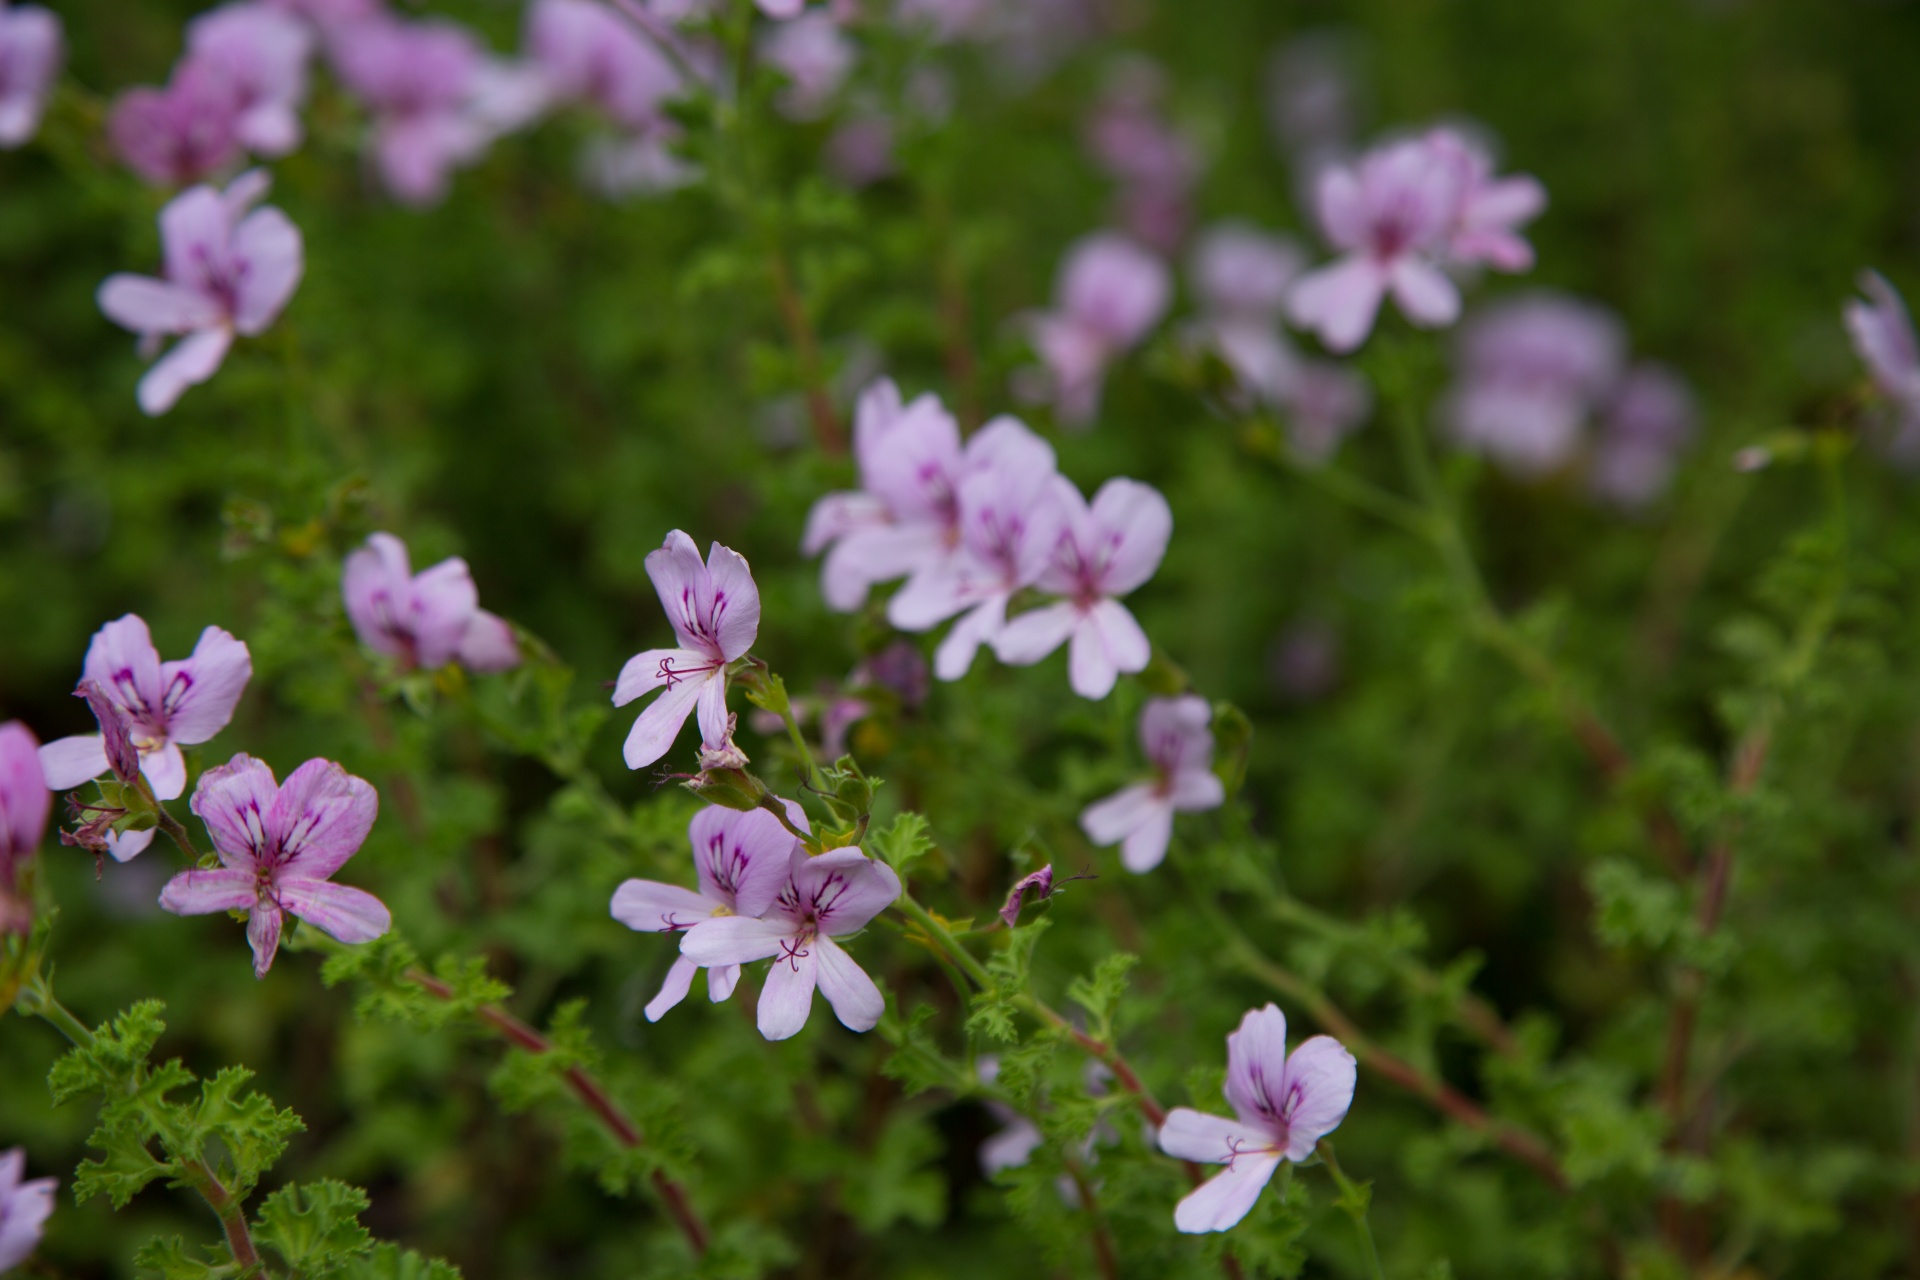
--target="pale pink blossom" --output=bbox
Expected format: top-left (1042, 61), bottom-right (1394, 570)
top-left (528, 0), bottom-right (680, 131)
top-left (0, 1148), bottom-right (56, 1272)
top-left (160, 754), bottom-right (390, 977)
top-left (1430, 126), bottom-right (1547, 273)
top-left (1080, 695), bottom-right (1222, 873)
top-left (1158, 1004), bottom-right (1356, 1232)
top-left (185, 3), bottom-right (314, 157)
top-left (1030, 233), bottom-right (1171, 426)
top-left (1085, 59), bottom-right (1199, 252)
top-left (1844, 270), bottom-right (1920, 464)
top-left (760, 10), bottom-right (852, 121)
top-left (1190, 223), bottom-right (1305, 324)
top-left (0, 1), bottom-right (61, 148)
top-left (826, 115), bottom-right (894, 186)
top-left (97, 170), bottom-right (303, 415)
top-left (613, 531), bottom-right (761, 769)
top-left (342, 531), bottom-right (520, 673)
top-left (1590, 363), bottom-right (1696, 508)
top-left (262, 0), bottom-right (381, 28)
top-left (581, 128), bottom-right (699, 197)
top-left (109, 62), bottom-right (245, 187)
top-left (0, 722), bottom-right (49, 935)
top-left (612, 804), bottom-right (800, 1021)
top-left (39, 615), bottom-right (252, 861)
top-left (888, 418), bottom-right (1068, 680)
top-left (994, 478), bottom-right (1169, 699)
top-left (680, 844), bottom-right (901, 1040)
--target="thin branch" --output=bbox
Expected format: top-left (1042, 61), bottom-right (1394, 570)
top-left (768, 250), bottom-right (845, 456)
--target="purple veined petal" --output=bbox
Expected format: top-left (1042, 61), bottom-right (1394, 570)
top-left (190, 753), bottom-right (278, 870)
top-left (993, 600), bottom-right (1077, 666)
top-left (1118, 803), bottom-right (1175, 873)
top-left (645, 530), bottom-right (717, 655)
top-left (707, 962), bottom-right (741, 1002)
top-left (158, 866), bottom-right (258, 916)
top-left (694, 672), bottom-right (731, 750)
top-left (82, 615), bottom-right (166, 725)
top-left (621, 671), bottom-right (705, 769)
top-left (229, 205), bottom-right (304, 336)
top-left (1139, 695), bottom-right (1214, 777)
top-left (1079, 782), bottom-right (1159, 847)
top-left (1224, 1003), bottom-right (1291, 1126)
top-left (1067, 599), bottom-right (1150, 700)
top-left (792, 846), bottom-right (902, 935)
top-left (811, 934), bottom-right (885, 1032)
top-left (138, 326), bottom-right (235, 415)
top-left (1173, 1152), bottom-right (1281, 1233)
top-left (679, 914), bottom-right (792, 966)
top-left (1159, 1107), bottom-right (1258, 1164)
top-left (702, 541), bottom-right (762, 662)
top-left (1168, 765), bottom-right (1225, 813)
top-left (1388, 257), bottom-right (1461, 329)
top-left (97, 275), bottom-right (225, 336)
top-left (1286, 255), bottom-right (1388, 354)
top-left (1083, 478), bottom-right (1173, 595)
top-left (140, 741), bottom-right (188, 802)
top-left (106, 827), bottom-right (156, 862)
top-left (932, 594), bottom-right (1007, 682)
top-left (159, 625), bottom-right (252, 744)
top-left (1277, 1035), bottom-right (1358, 1160)
top-left (341, 533), bottom-right (413, 659)
top-left (0, 723), bottom-right (49, 857)
top-left (612, 647), bottom-right (699, 707)
top-left (611, 878), bottom-right (717, 933)
top-left (645, 954), bottom-right (698, 1022)
top-left (37, 735), bottom-right (110, 791)
top-left (159, 186), bottom-right (232, 296)
top-left (802, 490), bottom-right (887, 556)
top-left (406, 557), bottom-right (482, 668)
top-left (269, 758), bottom-right (379, 879)
top-left (247, 901), bottom-right (285, 977)
top-left (689, 806), bottom-right (797, 918)
top-left (277, 878), bottom-right (392, 944)
top-left (455, 610), bottom-right (521, 673)
top-left (757, 940), bottom-right (818, 1041)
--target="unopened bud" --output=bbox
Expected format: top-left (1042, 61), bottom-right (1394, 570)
top-left (684, 764), bottom-right (770, 813)
top-left (75, 680), bottom-right (141, 786)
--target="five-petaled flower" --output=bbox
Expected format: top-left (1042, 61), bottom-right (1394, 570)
top-left (159, 754), bottom-right (391, 977)
top-left (0, 721), bottom-right (50, 936)
top-left (614, 530), bottom-right (761, 769)
top-left (1157, 1003), bottom-right (1357, 1233)
top-left (0, 1147), bottom-right (56, 1273)
top-left (39, 614), bottom-right (252, 861)
top-left (994, 477), bottom-right (1171, 699)
top-left (1079, 695), bottom-right (1223, 873)
top-left (1029, 232), bottom-right (1171, 427)
top-left (342, 531), bottom-right (521, 674)
top-left (680, 843), bottom-right (901, 1041)
top-left (611, 803), bottom-right (800, 1021)
top-left (97, 169), bottom-right (304, 415)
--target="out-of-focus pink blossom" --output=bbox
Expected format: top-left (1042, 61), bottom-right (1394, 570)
top-left (0, 2), bottom-right (62, 149)
top-left (995, 478), bottom-right (1170, 699)
top-left (1269, 619), bottom-right (1340, 702)
top-left (262, 0), bottom-right (381, 29)
top-left (895, 0), bottom-right (996, 41)
top-left (0, 722), bottom-right (49, 935)
top-left (1080, 695), bottom-right (1222, 873)
top-left (1844, 270), bottom-right (1920, 465)
top-left (1030, 233), bottom-right (1171, 427)
top-left (342, 531), bottom-right (521, 673)
top-left (826, 115), bottom-right (894, 186)
top-left (1158, 1004), bottom-right (1356, 1232)
top-left (0, 1148), bottom-right (56, 1271)
top-left (109, 62), bottom-right (245, 187)
top-left (1086, 59), bottom-right (1199, 252)
top-left (582, 128), bottom-right (699, 197)
top-left (760, 10), bottom-right (852, 120)
top-left (614, 530), bottom-right (761, 769)
top-left (529, 0), bottom-right (680, 131)
top-left (1287, 127), bottom-right (1543, 353)
top-left (1441, 291), bottom-right (1625, 477)
top-left (38, 615), bottom-right (252, 863)
top-left (1590, 363), bottom-right (1696, 507)
top-left (185, 3), bottom-right (314, 157)
top-left (160, 754), bottom-right (390, 977)
top-left (98, 170), bottom-right (303, 414)
top-left (1190, 223), bottom-right (1305, 323)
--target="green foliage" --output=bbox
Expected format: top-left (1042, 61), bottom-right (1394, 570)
top-left (254, 1181), bottom-right (377, 1277)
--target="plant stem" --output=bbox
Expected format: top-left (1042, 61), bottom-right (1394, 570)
top-left (1315, 1140), bottom-right (1387, 1280)
top-left (130, 772), bottom-right (204, 861)
top-left (20, 983), bottom-right (96, 1048)
top-left (1063, 1161), bottom-right (1119, 1280)
top-left (405, 969), bottom-right (711, 1257)
top-left (768, 248), bottom-right (845, 456)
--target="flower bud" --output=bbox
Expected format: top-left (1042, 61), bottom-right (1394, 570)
top-left (75, 680), bottom-right (141, 786)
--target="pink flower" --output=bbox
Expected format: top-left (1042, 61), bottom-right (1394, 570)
top-left (1590, 363), bottom-right (1695, 508)
top-left (0, 1148), bottom-right (56, 1272)
top-left (39, 615), bottom-right (252, 861)
top-left (1085, 59), bottom-right (1199, 251)
top-left (994, 478), bottom-right (1170, 699)
top-left (1190, 223), bottom-right (1305, 323)
top-left (888, 418), bottom-right (1068, 680)
top-left (159, 754), bottom-right (390, 977)
top-left (1441, 291), bottom-right (1625, 477)
top-left (1287, 127), bottom-right (1543, 353)
top-left (1079, 695), bottom-right (1222, 873)
top-left (342, 532), bottom-right (521, 673)
top-left (613, 531), bottom-right (761, 769)
top-left (108, 62), bottom-right (245, 187)
top-left (680, 843), bottom-right (901, 1040)
top-left (0, 722), bottom-right (50, 936)
top-left (97, 170), bottom-right (303, 415)
top-left (612, 803), bottom-right (802, 1021)
top-left (1844, 270), bottom-right (1920, 465)
top-left (1030, 233), bottom-right (1171, 426)
top-left (528, 0), bottom-right (680, 131)
top-left (760, 10), bottom-right (852, 121)
top-left (184, 3), bottom-right (314, 157)
top-left (581, 129), bottom-right (700, 198)
top-left (0, 1), bottom-right (61, 148)
top-left (1158, 1004), bottom-right (1356, 1233)
top-left (262, 0), bottom-right (381, 28)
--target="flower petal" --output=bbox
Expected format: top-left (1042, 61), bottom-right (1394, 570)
top-left (1119, 804), bottom-right (1175, 873)
top-left (1388, 258), bottom-right (1461, 328)
top-left (757, 942), bottom-right (818, 1041)
top-left (406, 557), bottom-right (481, 667)
top-left (695, 672), bottom-right (731, 749)
top-left (341, 533), bottom-right (413, 659)
top-left (247, 903), bottom-right (284, 978)
top-left (645, 955), bottom-right (697, 1022)
top-left (812, 935), bottom-right (885, 1032)
top-left (688, 806), bottom-right (797, 919)
top-left (1278, 1035), bottom-right (1358, 1160)
top-left (610, 878), bottom-right (716, 933)
top-left (189, 753), bottom-right (278, 870)
top-left (703, 541), bottom-right (761, 662)
top-left (97, 275), bottom-right (223, 335)
top-left (158, 866), bottom-right (258, 916)
top-left (1286, 255), bottom-right (1387, 354)
top-left (1225, 1004), bottom-right (1290, 1125)
top-left (1172, 1153), bottom-right (1281, 1233)
top-left (278, 878), bottom-right (391, 945)
top-left (269, 758), bottom-right (379, 880)
top-left (933, 595), bottom-right (1008, 682)
top-left (0, 723), bottom-right (48, 857)
top-left (645, 530), bottom-right (716, 655)
top-left (229, 206), bottom-right (304, 336)
top-left (981, 1117), bottom-right (1044, 1174)
top-left (612, 648), bottom-right (697, 707)
top-left (83, 614), bottom-right (165, 723)
top-left (621, 673), bottom-right (704, 769)
top-left (1158, 1107), bottom-right (1255, 1164)
top-left (37, 735), bottom-right (109, 791)
top-left (137, 326), bottom-right (234, 416)
top-left (106, 827), bottom-right (156, 862)
top-left (140, 741), bottom-right (187, 802)
top-left (1083, 478), bottom-right (1172, 595)
top-left (1079, 782), bottom-right (1159, 847)
top-left (679, 914), bottom-right (792, 966)
top-left (159, 626), bottom-right (252, 744)
top-left (794, 846), bottom-right (902, 935)
top-left (1068, 600), bottom-right (1149, 700)
top-left (992, 601), bottom-right (1077, 667)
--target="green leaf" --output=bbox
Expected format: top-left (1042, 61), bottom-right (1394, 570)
top-left (254, 1180), bottom-right (375, 1277)
top-left (1065, 952), bottom-right (1137, 1042)
top-left (134, 1236), bottom-right (234, 1279)
top-left (336, 1243), bottom-right (463, 1280)
top-left (870, 812), bottom-right (933, 876)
